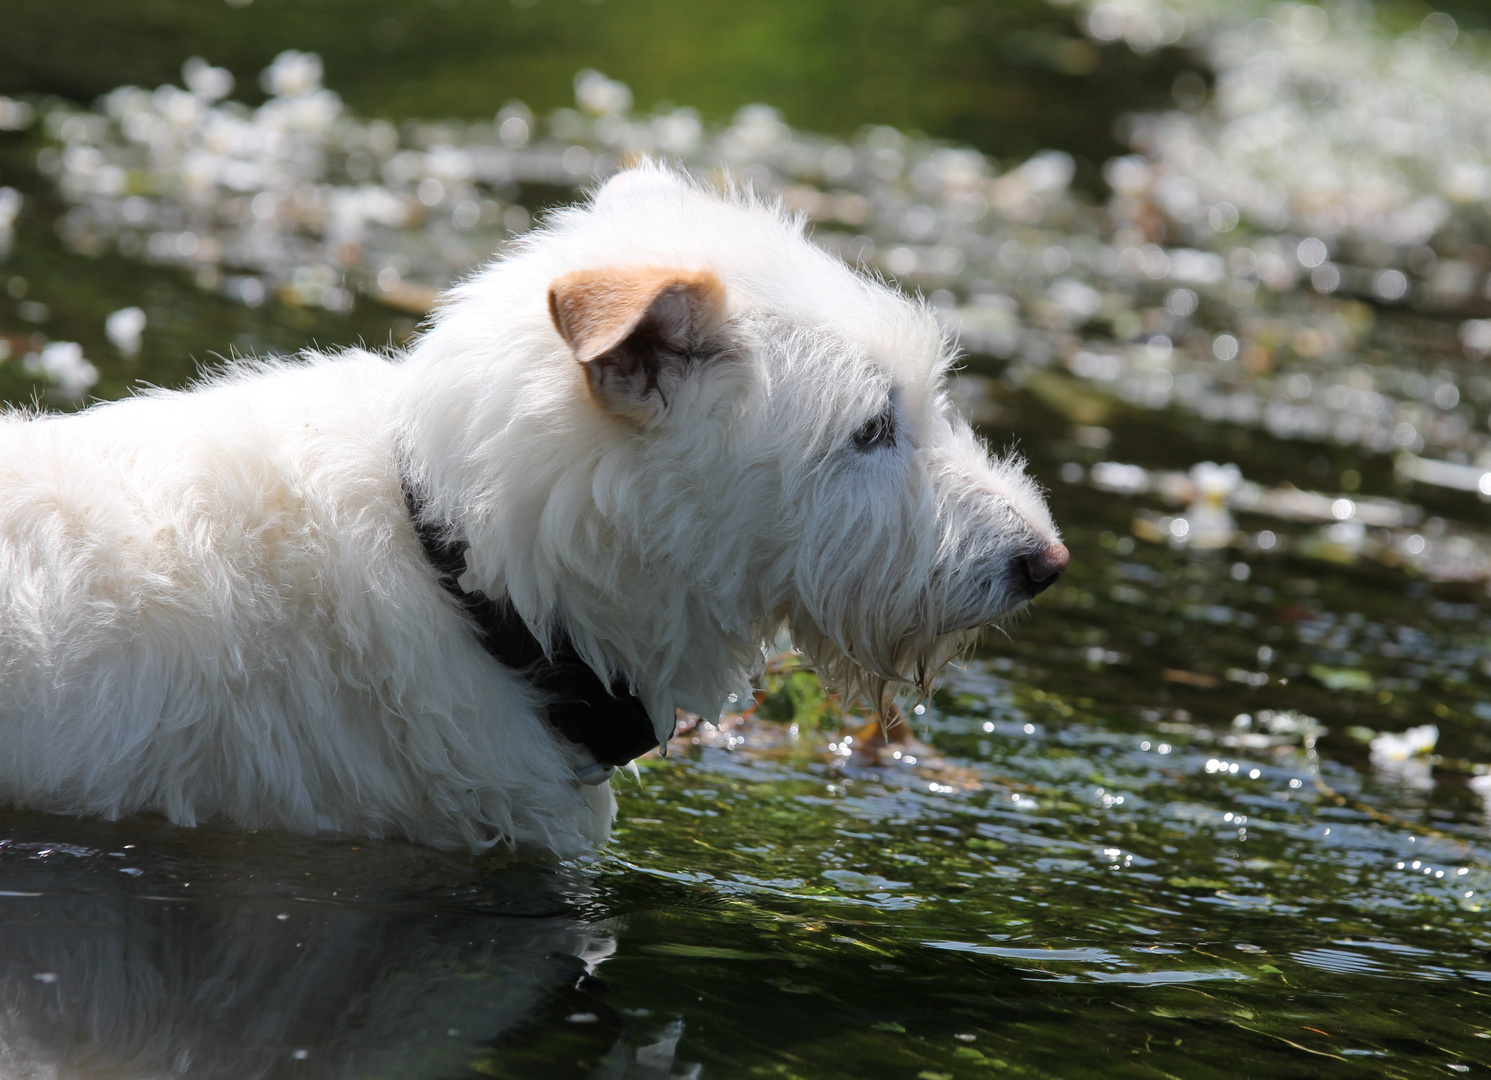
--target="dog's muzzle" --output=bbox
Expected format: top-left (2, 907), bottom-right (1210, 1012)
top-left (570, 749), bottom-right (618, 786)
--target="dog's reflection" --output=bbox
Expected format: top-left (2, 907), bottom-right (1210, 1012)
top-left (0, 812), bottom-right (617, 1079)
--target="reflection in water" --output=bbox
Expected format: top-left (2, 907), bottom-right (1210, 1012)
top-left (0, 813), bottom-right (622, 1079)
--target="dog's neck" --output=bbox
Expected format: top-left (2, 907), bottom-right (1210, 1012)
top-left (398, 470), bottom-right (665, 782)
top-left (390, 335), bottom-right (770, 726)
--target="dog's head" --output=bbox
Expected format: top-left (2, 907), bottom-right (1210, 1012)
top-left (416, 164), bottom-right (1064, 726)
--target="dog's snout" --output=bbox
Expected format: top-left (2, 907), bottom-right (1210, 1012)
top-left (1019, 542), bottom-right (1069, 596)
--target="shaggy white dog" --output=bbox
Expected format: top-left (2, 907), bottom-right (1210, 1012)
top-left (0, 165), bottom-right (1065, 854)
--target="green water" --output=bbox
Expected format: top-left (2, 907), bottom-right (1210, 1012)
top-left (5, 2), bottom-right (1491, 1077)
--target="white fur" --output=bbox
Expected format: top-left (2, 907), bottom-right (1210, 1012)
top-left (0, 165), bottom-right (1060, 853)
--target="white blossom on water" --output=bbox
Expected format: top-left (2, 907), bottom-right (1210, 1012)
top-left (22, 342), bottom-right (98, 400)
top-left (104, 307), bottom-right (146, 358)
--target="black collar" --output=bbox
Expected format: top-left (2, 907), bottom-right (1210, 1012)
top-left (400, 474), bottom-right (663, 770)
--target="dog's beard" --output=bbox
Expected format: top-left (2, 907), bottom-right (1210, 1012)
top-left (785, 614), bottom-right (978, 717)
top-left (774, 496), bottom-right (1033, 717)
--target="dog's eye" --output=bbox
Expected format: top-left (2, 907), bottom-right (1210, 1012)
top-left (852, 404), bottom-right (896, 453)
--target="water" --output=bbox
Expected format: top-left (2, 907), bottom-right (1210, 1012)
top-left (5, 1), bottom-right (1491, 1076)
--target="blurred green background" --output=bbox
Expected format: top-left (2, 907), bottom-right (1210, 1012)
top-left (4, 0), bottom-right (1196, 174)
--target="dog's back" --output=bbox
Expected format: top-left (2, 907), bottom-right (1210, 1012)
top-left (0, 357), bottom-right (607, 851)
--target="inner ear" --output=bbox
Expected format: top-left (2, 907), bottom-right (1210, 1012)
top-left (548, 268), bottom-right (727, 418)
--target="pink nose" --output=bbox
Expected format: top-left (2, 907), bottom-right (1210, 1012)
top-left (1021, 542), bottom-right (1069, 596)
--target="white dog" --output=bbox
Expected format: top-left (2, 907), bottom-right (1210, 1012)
top-left (0, 165), bottom-right (1065, 854)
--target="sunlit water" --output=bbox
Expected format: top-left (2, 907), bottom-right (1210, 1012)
top-left (4, 1), bottom-right (1491, 1077)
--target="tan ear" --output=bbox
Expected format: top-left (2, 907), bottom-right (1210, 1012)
top-left (548, 268), bottom-right (727, 419)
